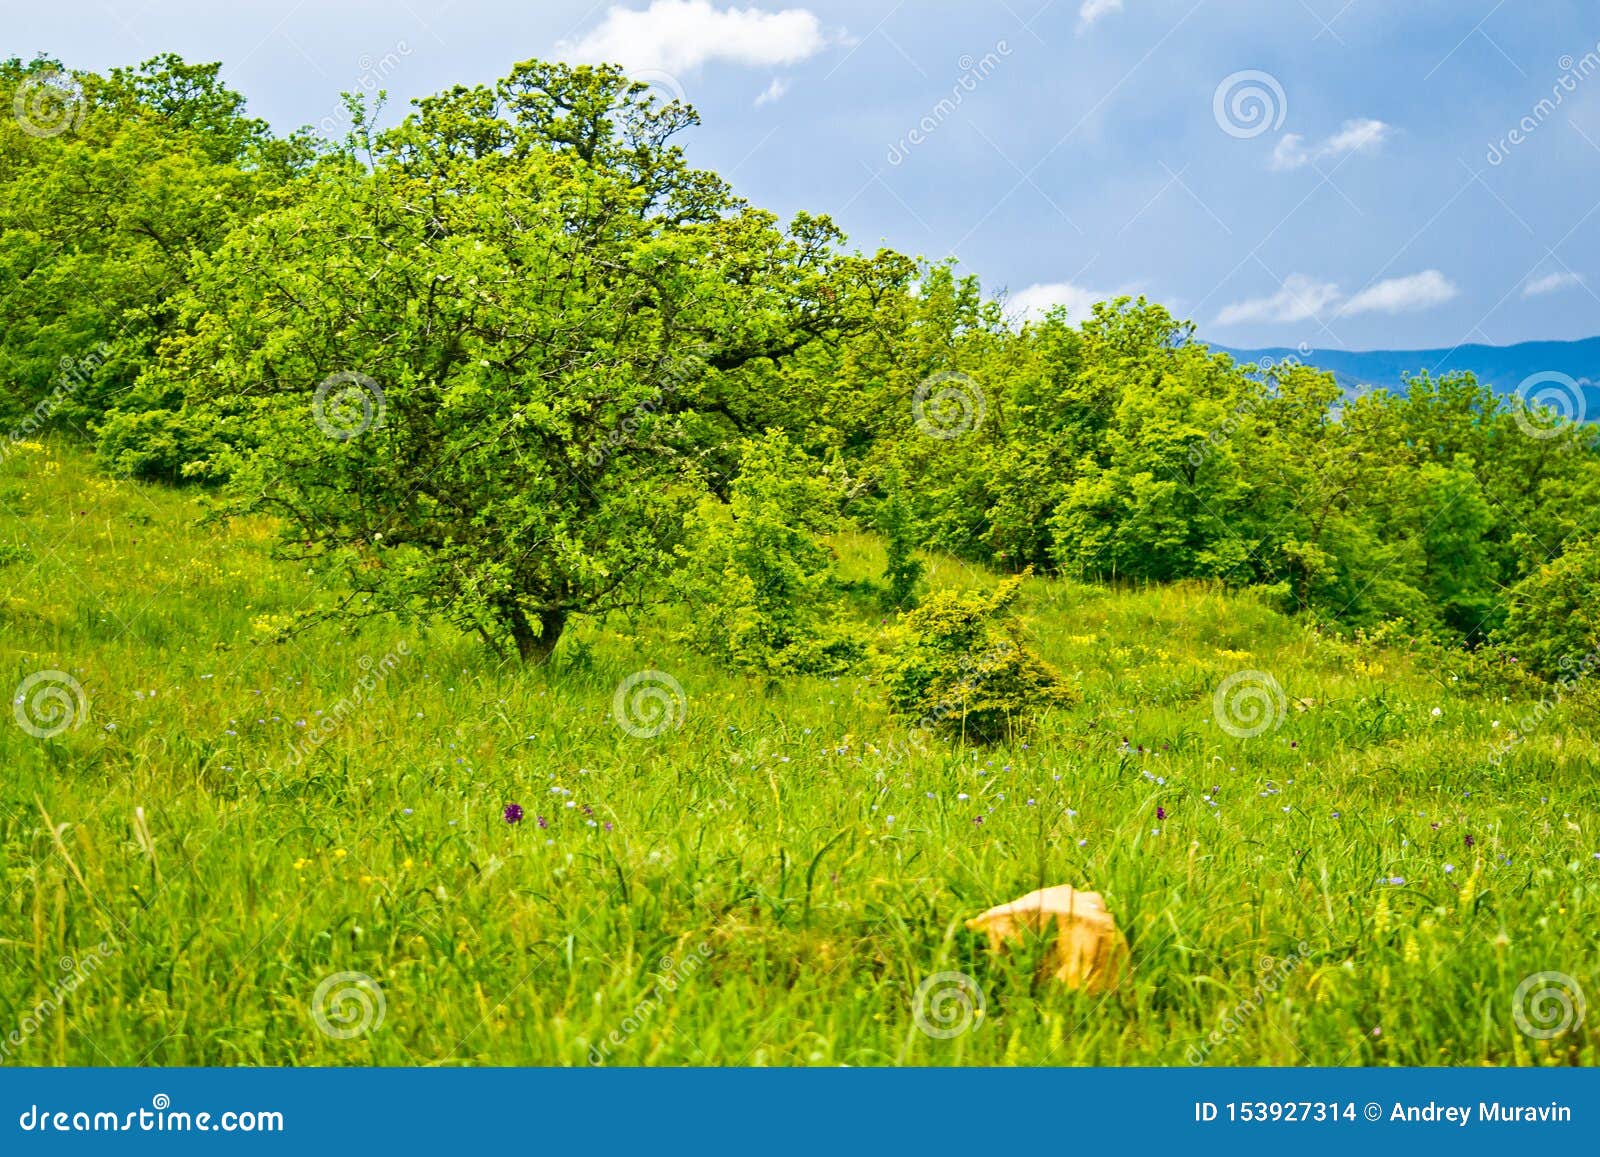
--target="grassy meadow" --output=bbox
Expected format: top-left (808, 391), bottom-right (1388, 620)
top-left (1, 440), bottom-right (1596, 1066)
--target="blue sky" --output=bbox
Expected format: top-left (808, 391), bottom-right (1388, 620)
top-left (14, 0), bottom-right (1600, 349)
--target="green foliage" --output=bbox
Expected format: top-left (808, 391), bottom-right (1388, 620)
top-left (155, 62), bottom-right (899, 662)
top-left (0, 54), bottom-right (301, 436)
top-left (874, 480), bottom-right (924, 610)
top-left (4, 49), bottom-right (1599, 680)
top-left (676, 431), bottom-right (863, 674)
top-left (1498, 535), bottom-right (1600, 680)
top-left (884, 572), bottom-right (1079, 743)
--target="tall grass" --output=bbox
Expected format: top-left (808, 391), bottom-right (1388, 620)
top-left (1, 442), bottom-right (1595, 1066)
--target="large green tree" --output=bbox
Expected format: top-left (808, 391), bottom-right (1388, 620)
top-left (161, 62), bottom-right (906, 661)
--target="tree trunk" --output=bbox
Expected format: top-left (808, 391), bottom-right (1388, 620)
top-left (511, 607), bottom-right (567, 665)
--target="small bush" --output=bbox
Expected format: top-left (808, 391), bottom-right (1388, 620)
top-left (1497, 536), bottom-right (1600, 681)
top-left (875, 485), bottom-right (924, 611)
top-left (883, 571), bottom-right (1078, 743)
top-left (676, 431), bottom-right (865, 675)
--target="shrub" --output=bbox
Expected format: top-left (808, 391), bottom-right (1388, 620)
top-left (1497, 536), bottom-right (1600, 681)
top-left (875, 484), bottom-right (924, 611)
top-left (883, 571), bottom-right (1078, 743)
top-left (676, 431), bottom-right (865, 675)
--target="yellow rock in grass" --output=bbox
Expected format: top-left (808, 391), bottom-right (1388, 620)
top-left (966, 885), bottom-right (1129, 992)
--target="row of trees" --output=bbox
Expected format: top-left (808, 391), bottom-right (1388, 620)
top-left (3, 54), bottom-right (1596, 681)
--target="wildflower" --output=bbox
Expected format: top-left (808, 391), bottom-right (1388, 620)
top-left (504, 803), bottom-right (524, 824)
top-left (603, 821), bottom-right (614, 832)
top-left (536, 815), bottom-right (548, 829)
top-left (1443, 864), bottom-right (1454, 874)
top-left (1156, 806), bottom-right (1166, 821)
top-left (1430, 707), bottom-right (1441, 718)
top-left (1464, 834), bottom-right (1475, 848)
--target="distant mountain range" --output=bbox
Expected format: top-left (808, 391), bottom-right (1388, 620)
top-left (1204, 335), bottom-right (1600, 401)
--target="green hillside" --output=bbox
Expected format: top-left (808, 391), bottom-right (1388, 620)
top-left (3, 443), bottom-right (1594, 1066)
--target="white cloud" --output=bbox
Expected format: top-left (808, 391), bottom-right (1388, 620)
top-left (1078, 0), bottom-right (1124, 31)
top-left (1337, 269), bottom-right (1457, 316)
top-left (1214, 274), bottom-right (1341, 326)
top-left (1271, 118), bottom-right (1392, 170)
top-left (754, 77), bottom-right (789, 106)
top-left (1523, 270), bottom-right (1585, 297)
top-left (557, 1), bottom-right (835, 74)
top-left (1007, 281), bottom-right (1110, 322)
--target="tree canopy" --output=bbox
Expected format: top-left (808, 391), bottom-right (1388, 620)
top-left (3, 52), bottom-right (1598, 675)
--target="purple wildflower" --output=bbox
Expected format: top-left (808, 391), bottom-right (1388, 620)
top-left (536, 814), bottom-right (548, 829)
top-left (1156, 806), bottom-right (1167, 821)
top-left (503, 803), bottom-right (524, 824)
